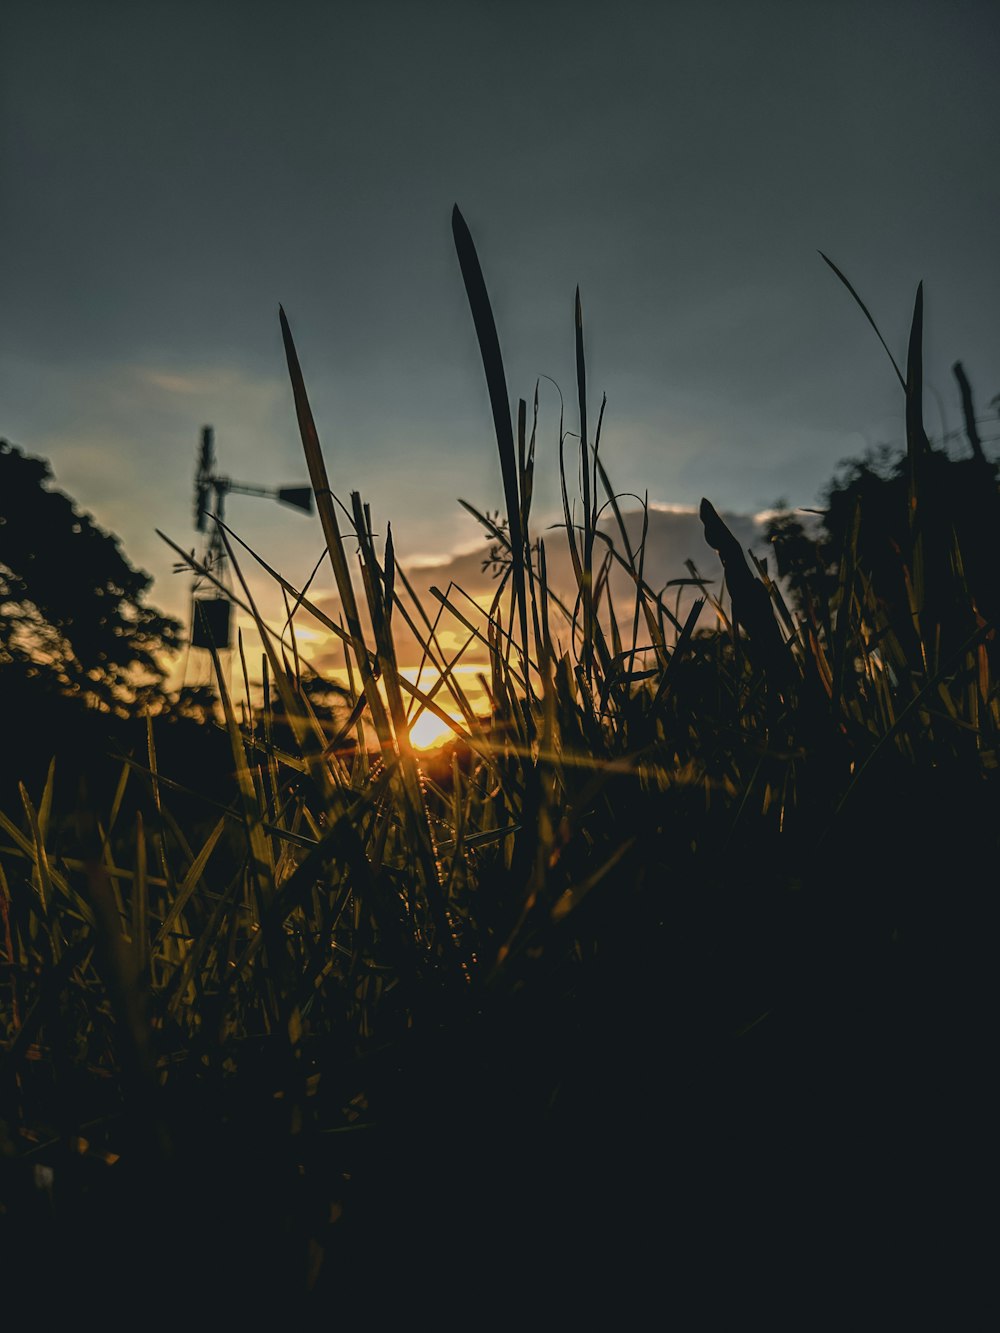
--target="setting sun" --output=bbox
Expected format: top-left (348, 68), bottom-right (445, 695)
top-left (407, 708), bottom-right (462, 751)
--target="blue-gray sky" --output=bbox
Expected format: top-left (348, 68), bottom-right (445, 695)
top-left (3, 0), bottom-right (999, 652)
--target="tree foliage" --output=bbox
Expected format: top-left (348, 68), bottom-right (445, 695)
top-left (767, 441), bottom-right (1000, 668)
top-left (0, 438), bottom-right (181, 711)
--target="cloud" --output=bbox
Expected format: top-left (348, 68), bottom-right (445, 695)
top-left (304, 503), bottom-right (770, 685)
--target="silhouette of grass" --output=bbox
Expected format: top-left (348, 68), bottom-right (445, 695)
top-left (0, 214), bottom-right (995, 1314)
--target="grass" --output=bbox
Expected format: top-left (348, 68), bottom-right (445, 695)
top-left (1, 210), bottom-right (995, 1314)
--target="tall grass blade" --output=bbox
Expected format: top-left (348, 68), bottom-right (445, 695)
top-left (952, 360), bottom-right (986, 464)
top-left (575, 288), bottom-right (594, 684)
top-left (906, 282), bottom-right (930, 640)
top-left (279, 305), bottom-right (394, 750)
top-left (451, 205), bottom-right (530, 675)
top-left (819, 251), bottom-right (905, 389)
top-left (132, 810), bottom-right (148, 974)
top-left (153, 816), bottom-right (226, 950)
top-left (699, 499), bottom-right (795, 696)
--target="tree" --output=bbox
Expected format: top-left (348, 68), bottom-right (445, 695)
top-left (767, 365), bottom-right (1000, 672)
top-left (0, 438), bottom-right (182, 712)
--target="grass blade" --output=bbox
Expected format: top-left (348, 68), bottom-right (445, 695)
top-left (819, 251), bottom-right (905, 389)
top-left (452, 204), bottom-right (530, 676)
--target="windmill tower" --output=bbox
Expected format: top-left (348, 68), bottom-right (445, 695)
top-left (190, 425), bottom-right (312, 651)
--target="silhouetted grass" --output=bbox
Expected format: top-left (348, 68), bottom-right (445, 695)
top-left (0, 212), bottom-right (995, 1314)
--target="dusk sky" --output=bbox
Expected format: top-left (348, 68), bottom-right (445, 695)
top-left (3, 0), bottom-right (999, 716)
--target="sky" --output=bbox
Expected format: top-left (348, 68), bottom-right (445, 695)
top-left (3, 0), bottom-right (999, 726)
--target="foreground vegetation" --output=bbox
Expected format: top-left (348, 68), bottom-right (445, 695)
top-left (1, 213), bottom-right (995, 1312)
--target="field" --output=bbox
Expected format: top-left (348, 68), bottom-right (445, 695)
top-left (1, 212), bottom-right (993, 1316)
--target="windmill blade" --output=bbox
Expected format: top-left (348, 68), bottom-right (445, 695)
top-left (198, 425), bottom-right (215, 478)
top-left (276, 486), bottom-right (313, 513)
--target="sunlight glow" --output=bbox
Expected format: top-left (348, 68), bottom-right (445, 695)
top-left (407, 709), bottom-right (463, 751)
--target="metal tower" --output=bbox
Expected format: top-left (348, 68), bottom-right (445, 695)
top-left (190, 425), bottom-right (312, 650)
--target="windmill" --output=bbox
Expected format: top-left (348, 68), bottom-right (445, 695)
top-left (190, 425), bottom-right (313, 650)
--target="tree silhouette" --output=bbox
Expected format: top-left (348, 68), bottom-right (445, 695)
top-left (769, 446), bottom-right (1000, 663)
top-left (0, 439), bottom-right (181, 712)
top-left (767, 364), bottom-right (1000, 669)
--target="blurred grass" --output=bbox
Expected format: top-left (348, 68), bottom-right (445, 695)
top-left (0, 212), bottom-right (995, 1313)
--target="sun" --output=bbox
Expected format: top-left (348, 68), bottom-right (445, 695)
top-left (407, 709), bottom-right (461, 752)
